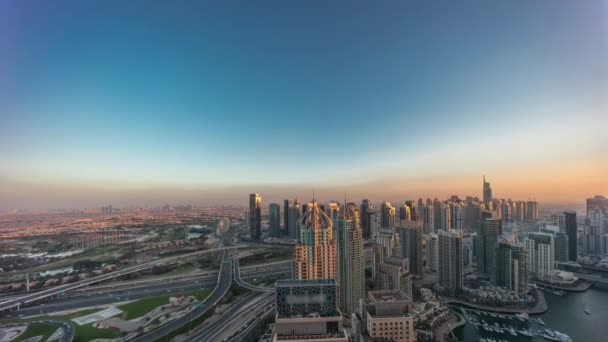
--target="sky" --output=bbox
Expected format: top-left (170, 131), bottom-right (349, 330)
top-left (1, 0), bottom-right (607, 209)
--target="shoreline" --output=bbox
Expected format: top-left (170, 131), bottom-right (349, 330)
top-left (533, 280), bottom-right (593, 292)
top-left (443, 289), bottom-right (548, 315)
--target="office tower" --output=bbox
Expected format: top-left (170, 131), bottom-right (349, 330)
top-left (525, 232), bottom-right (555, 280)
top-left (440, 203), bottom-right (451, 231)
top-left (360, 199), bottom-right (372, 239)
top-left (294, 201), bottom-right (336, 280)
top-left (404, 200), bottom-right (418, 221)
top-left (583, 208), bottom-right (605, 254)
top-left (554, 233), bottom-right (569, 263)
top-left (359, 290), bottom-right (416, 342)
top-left (396, 223), bottom-right (423, 276)
top-left (269, 203), bottom-right (281, 238)
top-left (464, 199), bottom-right (482, 233)
top-left (586, 195), bottom-right (608, 216)
top-left (372, 231), bottom-right (400, 280)
top-left (288, 200), bottom-right (301, 239)
top-left (326, 201), bottom-right (341, 220)
top-left (432, 199), bottom-right (443, 233)
top-left (476, 216), bottom-right (502, 280)
top-left (601, 234), bottom-right (608, 255)
top-left (514, 201), bottom-right (527, 222)
top-left (333, 203), bottom-right (365, 316)
top-left (495, 240), bottom-right (528, 296)
top-left (365, 211), bottom-right (378, 239)
top-left (245, 210), bottom-right (250, 230)
top-left (284, 199), bottom-right (292, 237)
top-left (375, 256), bottom-right (413, 300)
top-left (249, 193), bottom-right (262, 240)
top-left (273, 279), bottom-right (349, 342)
top-left (483, 176), bottom-right (492, 205)
top-left (421, 204), bottom-right (434, 234)
top-left (399, 205), bottom-right (411, 225)
top-left (438, 229), bottom-right (463, 295)
top-left (451, 202), bottom-right (464, 230)
top-left (525, 200), bottom-right (538, 220)
top-left (380, 201), bottom-right (396, 232)
top-left (427, 233), bottom-right (439, 272)
top-left (417, 198), bottom-right (424, 220)
top-left (463, 240), bottom-right (473, 267)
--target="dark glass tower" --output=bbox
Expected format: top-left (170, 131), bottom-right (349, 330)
top-left (564, 211), bottom-right (577, 261)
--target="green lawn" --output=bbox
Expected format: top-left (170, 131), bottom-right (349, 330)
top-left (72, 323), bottom-right (121, 342)
top-left (14, 323), bottom-right (56, 342)
top-left (118, 288), bottom-right (212, 320)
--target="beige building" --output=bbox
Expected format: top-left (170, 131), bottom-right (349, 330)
top-left (294, 200), bottom-right (336, 280)
top-left (359, 290), bottom-right (416, 342)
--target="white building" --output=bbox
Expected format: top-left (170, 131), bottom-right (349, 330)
top-left (525, 232), bottom-right (554, 280)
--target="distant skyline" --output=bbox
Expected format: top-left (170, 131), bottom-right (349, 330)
top-left (1, 1), bottom-right (606, 209)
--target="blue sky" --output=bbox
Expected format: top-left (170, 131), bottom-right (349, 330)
top-left (0, 1), bottom-right (606, 208)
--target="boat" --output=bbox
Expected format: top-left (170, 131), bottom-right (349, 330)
top-left (585, 305), bottom-right (591, 315)
top-left (518, 329), bottom-right (534, 337)
top-left (537, 317), bottom-right (545, 325)
top-left (554, 331), bottom-right (573, 342)
top-left (515, 312), bottom-right (529, 321)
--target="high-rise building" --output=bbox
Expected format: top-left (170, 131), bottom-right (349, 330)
top-left (365, 211), bottom-right (378, 239)
top-left (399, 205), bottom-right (411, 225)
top-left (421, 204), bottom-right (434, 234)
top-left (495, 240), bottom-right (528, 296)
top-left (583, 208), bottom-right (605, 254)
top-left (396, 223), bottom-right (423, 276)
top-left (451, 202), bottom-right (464, 230)
top-left (333, 203), bottom-right (365, 316)
top-left (326, 201), bottom-right (341, 220)
top-left (483, 176), bottom-right (492, 205)
top-left (432, 199), bottom-right (443, 233)
top-left (427, 233), bottom-right (439, 272)
top-left (525, 200), bottom-right (538, 221)
top-left (440, 203), bottom-right (452, 231)
top-left (359, 290), bottom-right (416, 342)
top-left (380, 201), bottom-right (396, 232)
top-left (249, 193), bottom-right (262, 240)
top-left (375, 255), bottom-right (413, 300)
top-left (294, 201), bottom-right (336, 280)
top-left (372, 231), bottom-right (400, 281)
top-left (554, 232), bottom-right (569, 263)
top-left (404, 200), bottom-right (418, 221)
top-left (360, 199), bottom-right (372, 239)
top-left (476, 216), bottom-right (502, 280)
top-left (287, 200), bottom-right (301, 239)
top-left (283, 199), bottom-right (292, 237)
top-left (586, 195), bottom-right (608, 216)
top-left (269, 203), bottom-right (281, 238)
top-left (438, 229), bottom-right (463, 295)
top-left (273, 279), bottom-right (348, 342)
top-left (525, 232), bottom-right (555, 280)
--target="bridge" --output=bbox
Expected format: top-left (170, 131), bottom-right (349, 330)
top-left (233, 254), bottom-right (276, 292)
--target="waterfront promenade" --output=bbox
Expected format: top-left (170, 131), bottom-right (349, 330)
top-left (443, 289), bottom-right (547, 315)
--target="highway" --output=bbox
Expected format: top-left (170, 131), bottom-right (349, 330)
top-left (0, 246), bottom-right (240, 313)
top-left (233, 255), bottom-right (276, 292)
top-left (131, 249), bottom-right (234, 342)
top-left (0, 320), bottom-right (73, 342)
top-left (184, 292), bottom-right (274, 341)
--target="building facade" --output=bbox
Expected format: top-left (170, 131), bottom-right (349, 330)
top-left (438, 229), bottom-right (463, 295)
top-left (249, 193), bottom-right (262, 240)
top-left (294, 201), bottom-right (337, 280)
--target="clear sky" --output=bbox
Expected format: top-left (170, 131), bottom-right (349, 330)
top-left (1, 0), bottom-right (606, 209)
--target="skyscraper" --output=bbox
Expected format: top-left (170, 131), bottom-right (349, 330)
top-left (427, 233), bottom-right (439, 272)
top-left (365, 211), bottom-right (377, 239)
top-left (269, 203), bottom-right (281, 238)
top-left (325, 201), bottom-right (341, 220)
top-left (476, 216), bottom-right (502, 280)
top-left (554, 232), bottom-right (569, 263)
top-left (483, 176), bottom-right (492, 205)
top-left (495, 240), bottom-right (528, 296)
top-left (404, 200), bottom-right (418, 221)
top-left (375, 256), bottom-right (413, 300)
top-left (397, 222), bottom-right (423, 276)
top-left (586, 195), bottom-right (608, 216)
top-left (360, 199), bottom-right (372, 239)
top-left (380, 201), bottom-right (396, 232)
top-left (294, 200), bottom-right (336, 280)
top-left (249, 193), bottom-right (262, 240)
top-left (564, 211), bottom-right (577, 261)
top-left (438, 229), bottom-right (464, 295)
top-left (333, 203), bottom-right (365, 316)
top-left (525, 232), bottom-right (555, 280)
top-left (287, 200), bottom-right (301, 239)
top-left (283, 199), bottom-right (292, 237)
top-left (525, 200), bottom-right (538, 221)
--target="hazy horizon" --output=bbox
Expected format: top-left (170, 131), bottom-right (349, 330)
top-left (1, 1), bottom-right (606, 209)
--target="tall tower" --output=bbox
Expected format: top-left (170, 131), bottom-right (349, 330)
top-left (564, 211), bottom-right (577, 261)
top-left (483, 176), bottom-right (492, 206)
top-left (283, 199), bottom-right (292, 237)
top-left (294, 200), bottom-right (336, 280)
top-left (269, 203), bottom-right (281, 238)
top-left (333, 202), bottom-right (365, 315)
top-left (361, 199), bottom-right (372, 238)
top-left (496, 240), bottom-right (528, 296)
top-left (397, 223), bottom-right (423, 276)
top-left (380, 201), bottom-right (396, 233)
top-left (476, 216), bottom-right (502, 280)
top-left (438, 229), bottom-right (463, 295)
top-left (249, 194), bottom-right (262, 240)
